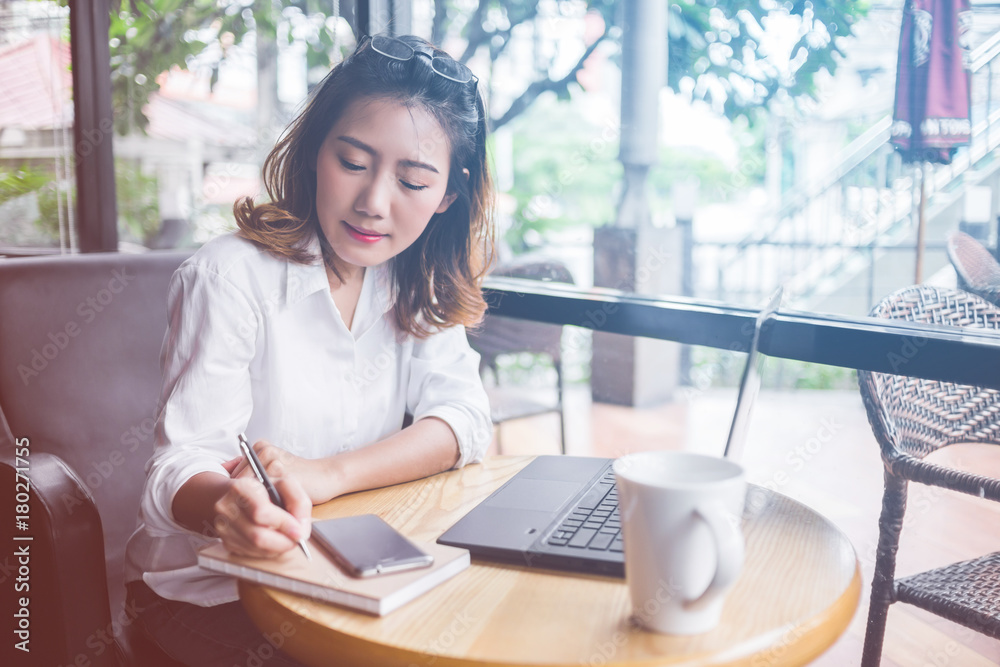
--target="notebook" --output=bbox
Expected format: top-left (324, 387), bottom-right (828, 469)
top-left (198, 538), bottom-right (470, 616)
top-left (437, 288), bottom-right (783, 578)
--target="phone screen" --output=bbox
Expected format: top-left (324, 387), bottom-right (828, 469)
top-left (312, 514), bottom-right (434, 577)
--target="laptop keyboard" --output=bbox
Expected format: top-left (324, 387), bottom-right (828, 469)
top-left (545, 468), bottom-right (623, 553)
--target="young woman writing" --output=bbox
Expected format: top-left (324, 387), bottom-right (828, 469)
top-left (124, 34), bottom-right (494, 665)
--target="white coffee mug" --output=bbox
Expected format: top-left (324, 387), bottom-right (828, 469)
top-left (613, 450), bottom-right (746, 635)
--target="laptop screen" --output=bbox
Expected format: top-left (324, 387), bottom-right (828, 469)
top-left (723, 286), bottom-right (783, 461)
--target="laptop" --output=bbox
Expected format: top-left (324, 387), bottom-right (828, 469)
top-left (437, 288), bottom-right (783, 577)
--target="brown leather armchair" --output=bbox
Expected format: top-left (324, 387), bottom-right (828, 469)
top-left (0, 251), bottom-right (190, 666)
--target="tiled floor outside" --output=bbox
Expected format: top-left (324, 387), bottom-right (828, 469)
top-left (486, 383), bottom-right (1000, 666)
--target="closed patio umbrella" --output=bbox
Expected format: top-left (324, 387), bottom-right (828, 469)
top-left (890, 0), bottom-right (972, 282)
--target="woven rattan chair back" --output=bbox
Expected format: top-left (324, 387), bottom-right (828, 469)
top-left (946, 231), bottom-right (1000, 307)
top-left (858, 285), bottom-right (1000, 462)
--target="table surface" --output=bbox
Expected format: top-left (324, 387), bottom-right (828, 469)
top-left (240, 456), bottom-right (861, 667)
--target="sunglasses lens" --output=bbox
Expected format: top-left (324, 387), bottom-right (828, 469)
top-left (367, 34), bottom-right (474, 87)
top-left (432, 58), bottom-right (472, 84)
top-left (371, 35), bottom-right (412, 60)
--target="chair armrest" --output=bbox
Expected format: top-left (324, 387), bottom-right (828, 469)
top-left (890, 453), bottom-right (1000, 502)
top-left (0, 448), bottom-right (117, 667)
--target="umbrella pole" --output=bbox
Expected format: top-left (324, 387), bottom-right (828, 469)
top-left (915, 163), bottom-right (927, 284)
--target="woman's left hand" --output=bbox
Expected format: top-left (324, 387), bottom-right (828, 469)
top-left (228, 440), bottom-right (340, 505)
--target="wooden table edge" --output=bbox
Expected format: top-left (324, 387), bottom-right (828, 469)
top-left (239, 456), bottom-right (864, 667)
top-left (240, 556), bottom-right (863, 667)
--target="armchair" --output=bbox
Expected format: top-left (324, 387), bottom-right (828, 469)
top-left (857, 285), bottom-right (1000, 666)
top-left (0, 251), bottom-right (189, 666)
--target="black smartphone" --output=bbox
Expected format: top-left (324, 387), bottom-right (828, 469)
top-left (312, 514), bottom-right (434, 577)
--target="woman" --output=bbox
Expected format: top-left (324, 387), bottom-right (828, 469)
top-left (125, 34), bottom-right (494, 665)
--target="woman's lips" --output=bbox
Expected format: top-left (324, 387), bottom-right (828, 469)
top-left (343, 221), bottom-right (386, 243)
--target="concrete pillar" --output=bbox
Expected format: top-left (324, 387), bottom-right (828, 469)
top-left (591, 0), bottom-right (680, 407)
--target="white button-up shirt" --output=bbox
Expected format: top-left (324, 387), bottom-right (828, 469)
top-left (125, 232), bottom-right (492, 605)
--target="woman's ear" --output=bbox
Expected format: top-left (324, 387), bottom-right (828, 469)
top-left (435, 192), bottom-right (458, 214)
top-left (435, 169), bottom-right (470, 214)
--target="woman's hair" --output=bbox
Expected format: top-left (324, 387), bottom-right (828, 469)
top-left (234, 35), bottom-right (495, 338)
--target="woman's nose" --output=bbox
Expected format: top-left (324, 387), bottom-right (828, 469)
top-left (354, 172), bottom-right (392, 218)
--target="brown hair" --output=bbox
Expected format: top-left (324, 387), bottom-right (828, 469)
top-left (234, 35), bottom-right (495, 338)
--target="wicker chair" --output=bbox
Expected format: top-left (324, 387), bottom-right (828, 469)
top-left (469, 259), bottom-right (574, 454)
top-left (858, 285), bottom-right (1000, 666)
top-left (946, 230), bottom-right (1000, 307)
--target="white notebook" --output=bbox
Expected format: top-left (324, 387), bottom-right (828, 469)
top-left (198, 539), bottom-right (470, 616)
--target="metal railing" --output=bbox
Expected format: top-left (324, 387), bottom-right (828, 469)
top-left (695, 28), bottom-right (1000, 313)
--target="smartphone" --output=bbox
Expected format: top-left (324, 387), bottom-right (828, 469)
top-left (312, 514), bottom-right (434, 577)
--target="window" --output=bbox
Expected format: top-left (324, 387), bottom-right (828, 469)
top-left (0, 1), bottom-right (76, 254)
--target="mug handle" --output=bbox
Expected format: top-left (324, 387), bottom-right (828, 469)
top-left (684, 502), bottom-right (744, 610)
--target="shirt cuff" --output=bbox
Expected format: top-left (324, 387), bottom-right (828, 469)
top-left (141, 457), bottom-right (231, 537)
top-left (416, 404), bottom-right (493, 469)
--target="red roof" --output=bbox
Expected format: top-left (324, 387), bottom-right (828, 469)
top-left (0, 33), bottom-right (72, 130)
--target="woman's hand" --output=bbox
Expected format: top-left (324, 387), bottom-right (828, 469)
top-left (228, 440), bottom-right (343, 505)
top-left (212, 457), bottom-right (313, 559)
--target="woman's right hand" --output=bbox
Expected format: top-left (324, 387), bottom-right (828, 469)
top-left (211, 458), bottom-right (313, 558)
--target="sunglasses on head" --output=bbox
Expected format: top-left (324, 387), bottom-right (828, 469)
top-left (360, 34), bottom-right (478, 88)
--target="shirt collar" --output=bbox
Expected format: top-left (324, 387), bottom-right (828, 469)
top-left (285, 233), bottom-right (329, 307)
top-left (285, 231), bottom-right (397, 316)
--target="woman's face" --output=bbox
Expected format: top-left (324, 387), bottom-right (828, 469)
top-left (315, 96), bottom-right (456, 274)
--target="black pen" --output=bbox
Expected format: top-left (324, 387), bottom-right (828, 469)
top-left (238, 433), bottom-right (312, 560)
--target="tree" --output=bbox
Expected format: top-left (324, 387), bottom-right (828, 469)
top-left (105, 0), bottom-right (868, 135)
top-left (665, 0), bottom-right (870, 123)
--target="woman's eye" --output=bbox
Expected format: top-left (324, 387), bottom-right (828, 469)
top-left (400, 180), bottom-right (428, 192)
top-left (339, 158), bottom-right (364, 171)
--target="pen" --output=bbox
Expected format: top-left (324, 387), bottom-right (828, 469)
top-left (238, 433), bottom-right (312, 561)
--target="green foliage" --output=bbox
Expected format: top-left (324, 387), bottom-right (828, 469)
top-left (97, 0), bottom-right (869, 249)
top-left (689, 346), bottom-right (857, 390)
top-left (781, 359), bottom-right (857, 391)
top-left (504, 94), bottom-right (621, 251)
top-left (34, 180), bottom-right (69, 241)
top-left (109, 0), bottom-right (345, 133)
top-left (667, 0), bottom-right (869, 126)
top-left (0, 160), bottom-right (158, 244)
top-left (648, 146), bottom-right (737, 208)
top-left (0, 166), bottom-right (52, 205)
top-left (115, 159), bottom-right (160, 243)
top-left (0, 164), bottom-right (67, 243)
top-left (110, 0), bottom-right (223, 134)
top-left (104, 0), bottom-right (867, 136)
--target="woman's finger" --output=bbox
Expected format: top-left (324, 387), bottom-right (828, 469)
top-left (222, 456), bottom-right (243, 476)
top-left (270, 472), bottom-right (313, 540)
top-left (214, 479), bottom-right (299, 556)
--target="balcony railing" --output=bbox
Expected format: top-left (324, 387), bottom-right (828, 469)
top-left (484, 277), bottom-right (1000, 392)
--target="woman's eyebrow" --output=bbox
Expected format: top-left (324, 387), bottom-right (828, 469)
top-left (337, 135), bottom-right (441, 174)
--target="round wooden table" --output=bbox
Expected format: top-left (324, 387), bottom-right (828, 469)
top-left (240, 456), bottom-right (861, 666)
